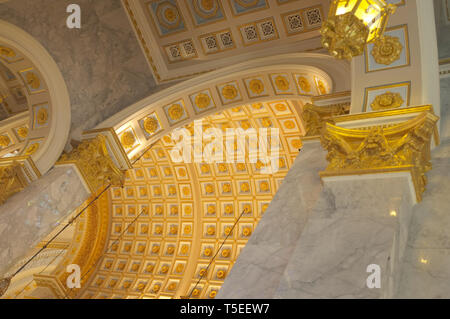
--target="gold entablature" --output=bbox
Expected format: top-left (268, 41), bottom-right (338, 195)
top-left (302, 102), bottom-right (350, 137)
top-left (57, 135), bottom-right (126, 193)
top-left (0, 161), bottom-right (29, 205)
top-left (319, 111), bottom-right (439, 202)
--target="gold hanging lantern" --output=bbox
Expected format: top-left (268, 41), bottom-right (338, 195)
top-left (321, 0), bottom-right (396, 60)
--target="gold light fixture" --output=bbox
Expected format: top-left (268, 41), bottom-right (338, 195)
top-left (321, 0), bottom-right (396, 60)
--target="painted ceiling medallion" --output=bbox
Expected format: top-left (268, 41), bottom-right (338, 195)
top-left (274, 76), bottom-right (289, 91)
top-left (298, 76), bottom-right (311, 92)
top-left (121, 131), bottom-right (136, 148)
top-left (17, 127), bottom-right (28, 139)
top-left (168, 104), bottom-right (184, 120)
top-left (370, 91), bottom-right (404, 111)
top-left (156, 2), bottom-right (182, 29)
top-left (321, 12), bottom-right (368, 60)
top-left (222, 85), bottom-right (238, 100)
top-left (195, 93), bottom-right (211, 109)
top-left (249, 79), bottom-right (264, 94)
top-left (143, 117), bottom-right (159, 134)
top-left (371, 35), bottom-right (403, 65)
top-left (194, 0), bottom-right (219, 18)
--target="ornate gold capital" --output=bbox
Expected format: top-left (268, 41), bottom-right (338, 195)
top-left (320, 111), bottom-right (439, 202)
top-left (0, 161), bottom-right (29, 205)
top-left (302, 102), bottom-right (349, 137)
top-left (57, 135), bottom-right (126, 193)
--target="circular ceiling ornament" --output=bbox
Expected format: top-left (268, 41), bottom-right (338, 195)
top-left (298, 76), bottom-right (311, 92)
top-left (193, 0), bottom-right (220, 19)
top-left (168, 104), bottom-right (184, 120)
top-left (274, 75), bottom-right (290, 91)
top-left (371, 35), bottom-right (403, 65)
top-left (195, 93), bottom-right (211, 109)
top-left (143, 117), bottom-right (159, 134)
top-left (221, 85), bottom-right (238, 100)
top-left (120, 131), bottom-right (136, 148)
top-left (249, 79), bottom-right (264, 94)
top-left (156, 2), bottom-right (182, 30)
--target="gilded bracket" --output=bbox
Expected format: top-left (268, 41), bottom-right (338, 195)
top-left (319, 110), bottom-right (439, 202)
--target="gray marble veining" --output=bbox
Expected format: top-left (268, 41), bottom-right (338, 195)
top-left (0, 166), bottom-right (88, 276)
top-left (217, 141), bottom-right (328, 299)
top-left (0, 0), bottom-right (170, 139)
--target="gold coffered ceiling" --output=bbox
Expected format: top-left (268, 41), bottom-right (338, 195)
top-left (123, 0), bottom-right (328, 82)
top-left (76, 99), bottom-right (304, 299)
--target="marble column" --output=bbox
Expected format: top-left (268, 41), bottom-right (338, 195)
top-left (217, 141), bottom-right (328, 299)
top-left (396, 139), bottom-right (450, 298)
top-left (274, 173), bottom-right (415, 298)
top-left (0, 166), bottom-right (88, 276)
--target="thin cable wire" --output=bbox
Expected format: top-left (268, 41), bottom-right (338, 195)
top-left (11, 183), bottom-right (112, 278)
top-left (4, 140), bottom-right (157, 298)
top-left (186, 208), bottom-right (247, 299)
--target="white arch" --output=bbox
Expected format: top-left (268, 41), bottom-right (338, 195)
top-left (0, 20), bottom-right (71, 174)
top-left (96, 53), bottom-right (350, 158)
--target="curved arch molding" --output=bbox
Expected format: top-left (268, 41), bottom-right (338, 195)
top-left (0, 20), bottom-right (71, 174)
top-left (96, 53), bottom-right (350, 160)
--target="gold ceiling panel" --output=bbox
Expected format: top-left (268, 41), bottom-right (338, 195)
top-left (79, 100), bottom-right (304, 299)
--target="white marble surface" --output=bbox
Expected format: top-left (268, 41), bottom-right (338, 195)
top-left (397, 139), bottom-right (450, 298)
top-left (217, 141), bottom-right (328, 299)
top-left (274, 176), bottom-right (414, 299)
top-left (0, 166), bottom-right (88, 276)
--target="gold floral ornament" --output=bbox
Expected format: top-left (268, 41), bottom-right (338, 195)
top-left (249, 79), bottom-right (265, 94)
top-left (25, 143), bottom-right (39, 155)
top-left (371, 35), bottom-right (403, 65)
top-left (195, 93), bottom-right (211, 109)
top-left (120, 131), bottom-right (136, 148)
top-left (298, 76), bottom-right (311, 92)
top-left (0, 135), bottom-right (10, 147)
top-left (36, 108), bottom-right (48, 125)
top-left (370, 91), bottom-right (404, 111)
top-left (318, 80), bottom-right (327, 95)
top-left (274, 75), bottom-right (290, 91)
top-left (222, 85), bottom-right (238, 100)
top-left (143, 117), bottom-right (159, 134)
top-left (25, 72), bottom-right (41, 89)
top-left (57, 135), bottom-right (125, 192)
top-left (168, 104), bottom-right (184, 121)
top-left (16, 127), bottom-right (28, 139)
top-left (0, 46), bottom-right (16, 58)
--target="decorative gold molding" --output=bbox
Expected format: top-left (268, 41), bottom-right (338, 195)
top-left (301, 102), bottom-right (350, 137)
top-left (0, 161), bottom-right (30, 204)
top-left (57, 135), bottom-right (126, 193)
top-left (320, 111), bottom-right (439, 202)
top-left (311, 91), bottom-right (351, 102)
top-left (371, 35), bottom-right (403, 65)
